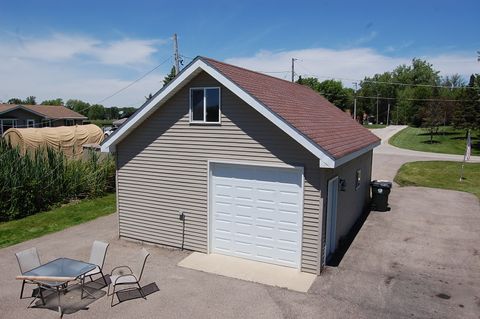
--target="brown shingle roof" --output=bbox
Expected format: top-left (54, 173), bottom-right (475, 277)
top-left (0, 104), bottom-right (87, 120)
top-left (202, 57), bottom-right (379, 160)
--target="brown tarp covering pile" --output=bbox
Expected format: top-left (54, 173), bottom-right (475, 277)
top-left (2, 124), bottom-right (104, 157)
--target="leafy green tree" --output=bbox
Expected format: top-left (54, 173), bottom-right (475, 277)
top-left (163, 66), bottom-right (176, 87)
top-left (105, 107), bottom-right (120, 120)
top-left (358, 58), bottom-right (441, 125)
top-left (41, 98), bottom-right (64, 106)
top-left (452, 74), bottom-right (480, 132)
top-left (65, 99), bottom-right (91, 116)
top-left (420, 99), bottom-right (444, 144)
top-left (87, 104), bottom-right (106, 120)
top-left (7, 98), bottom-right (22, 104)
top-left (24, 96), bottom-right (37, 105)
top-left (297, 77), bottom-right (352, 110)
top-left (7, 96), bottom-right (37, 105)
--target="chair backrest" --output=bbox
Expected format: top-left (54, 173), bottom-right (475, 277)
top-left (136, 248), bottom-right (150, 281)
top-left (15, 247), bottom-right (41, 274)
top-left (89, 241), bottom-right (109, 268)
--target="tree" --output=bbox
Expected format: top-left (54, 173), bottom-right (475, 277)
top-left (105, 107), bottom-right (120, 120)
top-left (452, 74), bottom-right (480, 132)
top-left (41, 98), bottom-right (64, 106)
top-left (65, 99), bottom-right (91, 116)
top-left (87, 104), bottom-right (106, 120)
top-left (297, 77), bottom-right (352, 110)
top-left (7, 98), bottom-right (22, 104)
top-left (420, 100), bottom-right (444, 144)
top-left (163, 66), bottom-right (176, 87)
top-left (7, 96), bottom-right (37, 105)
top-left (24, 96), bottom-right (37, 105)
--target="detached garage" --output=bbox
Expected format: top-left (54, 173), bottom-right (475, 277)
top-left (101, 56), bottom-right (380, 275)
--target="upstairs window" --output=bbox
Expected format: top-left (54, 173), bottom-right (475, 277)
top-left (190, 87), bottom-right (220, 123)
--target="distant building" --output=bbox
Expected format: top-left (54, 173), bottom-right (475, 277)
top-left (0, 104), bottom-right (87, 134)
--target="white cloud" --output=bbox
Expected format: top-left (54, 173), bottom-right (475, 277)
top-left (0, 33), bottom-right (169, 107)
top-left (89, 39), bottom-right (161, 65)
top-left (3, 33), bottom-right (164, 65)
top-left (225, 48), bottom-right (479, 86)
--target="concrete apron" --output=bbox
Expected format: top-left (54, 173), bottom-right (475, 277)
top-left (178, 252), bottom-right (316, 293)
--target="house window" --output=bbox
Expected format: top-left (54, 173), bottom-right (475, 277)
top-left (41, 119), bottom-right (52, 127)
top-left (190, 87), bottom-right (220, 123)
top-left (0, 119), bottom-right (17, 134)
top-left (27, 119), bottom-right (35, 128)
top-left (64, 119), bottom-right (75, 126)
top-left (355, 169), bottom-right (361, 190)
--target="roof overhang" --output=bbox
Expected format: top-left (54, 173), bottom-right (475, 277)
top-left (0, 105), bottom-right (47, 118)
top-left (101, 57), bottom-right (378, 168)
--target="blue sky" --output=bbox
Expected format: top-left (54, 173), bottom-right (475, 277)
top-left (0, 0), bottom-right (479, 106)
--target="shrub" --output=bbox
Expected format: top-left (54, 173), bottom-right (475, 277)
top-left (0, 140), bottom-right (115, 221)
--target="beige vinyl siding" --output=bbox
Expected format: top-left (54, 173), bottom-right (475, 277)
top-left (117, 72), bottom-right (322, 274)
top-left (319, 150), bottom-right (373, 266)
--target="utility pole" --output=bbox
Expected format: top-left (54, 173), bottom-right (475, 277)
top-left (353, 82), bottom-right (358, 122)
top-left (173, 33), bottom-right (180, 76)
top-left (376, 93), bottom-right (379, 124)
top-left (291, 58), bottom-right (298, 82)
top-left (386, 103), bottom-right (390, 126)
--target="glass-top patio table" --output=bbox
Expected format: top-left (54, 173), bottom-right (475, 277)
top-left (21, 258), bottom-right (97, 316)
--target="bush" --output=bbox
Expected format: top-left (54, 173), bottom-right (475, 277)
top-left (0, 140), bottom-right (115, 221)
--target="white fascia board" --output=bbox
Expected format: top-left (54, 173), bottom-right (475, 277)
top-left (100, 61), bottom-right (204, 152)
top-left (197, 60), bottom-right (336, 168)
top-left (101, 58), bottom-right (336, 168)
top-left (333, 140), bottom-right (381, 168)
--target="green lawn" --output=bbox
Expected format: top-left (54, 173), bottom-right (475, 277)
top-left (395, 161), bottom-right (480, 200)
top-left (364, 124), bottom-right (387, 129)
top-left (389, 126), bottom-right (479, 155)
top-left (0, 193), bottom-right (116, 248)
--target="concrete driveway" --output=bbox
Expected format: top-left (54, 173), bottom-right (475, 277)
top-left (1, 126), bottom-right (479, 318)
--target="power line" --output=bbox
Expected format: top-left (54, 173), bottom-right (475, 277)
top-left (297, 72), bottom-right (478, 90)
top-left (96, 56), bottom-right (172, 104)
top-left (2, 55), bottom-right (172, 129)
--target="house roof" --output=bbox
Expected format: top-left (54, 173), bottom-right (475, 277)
top-left (0, 104), bottom-right (87, 120)
top-left (101, 56), bottom-right (380, 168)
top-left (202, 57), bottom-right (379, 160)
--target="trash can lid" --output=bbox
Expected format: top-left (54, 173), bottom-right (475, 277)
top-left (371, 180), bottom-right (392, 188)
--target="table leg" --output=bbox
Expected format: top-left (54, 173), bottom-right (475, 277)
top-left (57, 286), bottom-right (62, 316)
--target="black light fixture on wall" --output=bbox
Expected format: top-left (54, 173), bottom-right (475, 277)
top-left (339, 178), bottom-right (347, 192)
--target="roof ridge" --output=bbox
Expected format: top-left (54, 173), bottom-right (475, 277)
top-left (200, 56), bottom-right (317, 93)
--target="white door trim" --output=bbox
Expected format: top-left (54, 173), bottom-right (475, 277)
top-left (207, 160), bottom-right (304, 269)
top-left (325, 176), bottom-right (339, 264)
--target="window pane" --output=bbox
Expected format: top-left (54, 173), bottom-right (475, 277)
top-left (191, 89), bottom-right (204, 121)
top-left (205, 88), bottom-right (219, 122)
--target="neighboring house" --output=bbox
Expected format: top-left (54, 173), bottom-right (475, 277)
top-left (0, 104), bottom-right (87, 134)
top-left (101, 57), bottom-right (380, 275)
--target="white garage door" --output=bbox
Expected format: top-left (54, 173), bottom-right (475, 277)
top-left (210, 163), bottom-right (303, 268)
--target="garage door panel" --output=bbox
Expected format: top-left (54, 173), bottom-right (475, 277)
top-left (211, 163), bottom-right (303, 268)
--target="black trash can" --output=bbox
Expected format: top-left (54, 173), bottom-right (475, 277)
top-left (371, 180), bottom-right (392, 212)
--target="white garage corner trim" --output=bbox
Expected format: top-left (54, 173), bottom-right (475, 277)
top-left (207, 160), bottom-right (304, 270)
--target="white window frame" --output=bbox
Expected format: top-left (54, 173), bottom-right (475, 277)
top-left (189, 87), bottom-right (221, 124)
top-left (27, 119), bottom-right (35, 128)
top-left (0, 119), bottom-right (18, 134)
